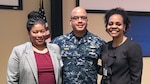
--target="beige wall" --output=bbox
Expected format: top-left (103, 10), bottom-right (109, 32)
top-left (1, 0), bottom-right (150, 84)
top-left (0, 0), bottom-right (50, 83)
top-left (63, 0), bottom-right (150, 84)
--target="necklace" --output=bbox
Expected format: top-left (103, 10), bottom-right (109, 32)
top-left (33, 46), bottom-right (48, 53)
top-left (112, 37), bottom-right (127, 47)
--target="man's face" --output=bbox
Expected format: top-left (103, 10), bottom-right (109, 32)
top-left (70, 8), bottom-right (88, 33)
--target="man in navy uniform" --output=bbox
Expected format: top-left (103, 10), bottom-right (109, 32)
top-left (51, 6), bottom-right (105, 84)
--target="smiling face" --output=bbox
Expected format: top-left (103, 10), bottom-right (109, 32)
top-left (70, 7), bottom-right (88, 37)
top-left (29, 23), bottom-right (47, 47)
top-left (106, 14), bottom-right (126, 38)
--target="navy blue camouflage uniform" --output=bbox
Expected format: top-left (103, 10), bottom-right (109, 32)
top-left (51, 30), bottom-right (105, 84)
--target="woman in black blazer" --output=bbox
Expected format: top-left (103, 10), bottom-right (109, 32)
top-left (100, 7), bottom-right (143, 84)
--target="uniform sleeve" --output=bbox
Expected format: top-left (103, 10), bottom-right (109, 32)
top-left (7, 47), bottom-right (20, 84)
top-left (97, 43), bottom-right (107, 75)
top-left (128, 43), bottom-right (143, 84)
top-left (51, 37), bottom-right (59, 44)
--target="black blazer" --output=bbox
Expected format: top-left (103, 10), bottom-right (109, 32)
top-left (100, 39), bottom-right (143, 84)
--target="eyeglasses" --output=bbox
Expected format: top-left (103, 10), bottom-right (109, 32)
top-left (71, 16), bottom-right (87, 21)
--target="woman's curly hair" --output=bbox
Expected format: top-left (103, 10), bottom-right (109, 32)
top-left (26, 11), bottom-right (45, 32)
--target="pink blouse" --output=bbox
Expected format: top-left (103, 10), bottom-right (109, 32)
top-left (34, 51), bottom-right (56, 84)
